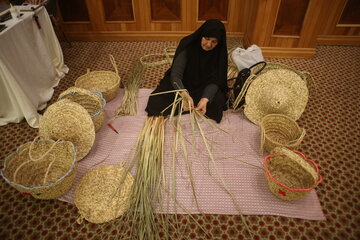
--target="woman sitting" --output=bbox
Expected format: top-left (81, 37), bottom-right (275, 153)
top-left (145, 19), bottom-right (228, 123)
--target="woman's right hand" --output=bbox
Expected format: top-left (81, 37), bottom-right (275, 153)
top-left (180, 91), bottom-right (194, 111)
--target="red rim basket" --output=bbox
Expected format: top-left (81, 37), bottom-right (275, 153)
top-left (263, 147), bottom-right (322, 201)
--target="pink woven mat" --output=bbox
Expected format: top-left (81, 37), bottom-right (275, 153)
top-left (58, 89), bottom-right (325, 220)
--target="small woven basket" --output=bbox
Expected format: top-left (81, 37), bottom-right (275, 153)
top-left (58, 87), bottom-right (106, 132)
top-left (74, 165), bottom-right (134, 224)
top-left (260, 114), bottom-right (305, 152)
top-left (75, 55), bottom-right (120, 102)
top-left (1, 137), bottom-right (76, 199)
top-left (264, 147), bottom-right (322, 201)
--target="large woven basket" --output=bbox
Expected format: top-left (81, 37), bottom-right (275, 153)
top-left (75, 55), bottom-right (120, 102)
top-left (260, 114), bottom-right (305, 153)
top-left (39, 99), bottom-right (95, 161)
top-left (264, 147), bottom-right (322, 201)
top-left (58, 87), bottom-right (106, 132)
top-left (74, 165), bottom-right (134, 224)
top-left (1, 137), bottom-right (76, 199)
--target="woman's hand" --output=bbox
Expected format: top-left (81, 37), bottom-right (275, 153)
top-left (180, 91), bottom-right (194, 111)
top-left (195, 98), bottom-right (209, 115)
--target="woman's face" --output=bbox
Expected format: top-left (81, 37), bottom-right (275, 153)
top-left (201, 37), bottom-right (218, 51)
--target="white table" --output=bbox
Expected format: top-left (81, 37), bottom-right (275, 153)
top-left (0, 5), bottom-right (68, 128)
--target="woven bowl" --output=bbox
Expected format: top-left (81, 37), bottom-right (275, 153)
top-left (39, 99), bottom-right (95, 161)
top-left (1, 138), bottom-right (76, 199)
top-left (75, 55), bottom-right (120, 102)
top-left (58, 87), bottom-right (106, 132)
top-left (74, 165), bottom-right (134, 224)
top-left (260, 114), bottom-right (305, 153)
top-left (264, 147), bottom-right (322, 201)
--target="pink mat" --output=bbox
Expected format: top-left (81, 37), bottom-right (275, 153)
top-left (58, 89), bottom-right (325, 220)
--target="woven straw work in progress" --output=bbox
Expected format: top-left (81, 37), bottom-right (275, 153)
top-left (1, 138), bottom-right (76, 199)
top-left (39, 99), bottom-right (95, 161)
top-left (260, 114), bottom-right (305, 153)
top-left (244, 68), bottom-right (309, 125)
top-left (75, 55), bottom-right (120, 102)
top-left (58, 87), bottom-right (106, 132)
top-left (264, 147), bottom-right (322, 201)
top-left (74, 165), bottom-right (134, 224)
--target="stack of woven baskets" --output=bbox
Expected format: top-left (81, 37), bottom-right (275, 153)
top-left (227, 58), bottom-right (321, 200)
top-left (1, 55), bottom-right (122, 200)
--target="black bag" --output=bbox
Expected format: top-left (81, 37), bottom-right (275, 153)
top-left (228, 61), bottom-right (267, 109)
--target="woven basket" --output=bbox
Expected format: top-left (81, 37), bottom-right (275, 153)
top-left (74, 165), bottom-right (134, 224)
top-left (39, 99), bottom-right (95, 161)
top-left (58, 87), bottom-right (106, 132)
top-left (1, 137), bottom-right (76, 199)
top-left (264, 147), bottom-right (322, 201)
top-left (163, 46), bottom-right (177, 64)
top-left (75, 55), bottom-right (120, 102)
top-left (260, 114), bottom-right (305, 153)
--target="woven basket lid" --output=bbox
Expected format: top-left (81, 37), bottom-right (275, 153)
top-left (39, 99), bottom-right (95, 161)
top-left (244, 69), bottom-right (309, 125)
top-left (74, 165), bottom-right (134, 224)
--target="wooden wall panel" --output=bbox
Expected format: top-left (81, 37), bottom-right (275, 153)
top-left (317, 0), bottom-right (360, 45)
top-left (59, 0), bottom-right (248, 41)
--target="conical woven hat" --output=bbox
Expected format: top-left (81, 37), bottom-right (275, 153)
top-left (244, 69), bottom-right (308, 125)
top-left (39, 99), bottom-right (95, 161)
top-left (74, 165), bottom-right (134, 224)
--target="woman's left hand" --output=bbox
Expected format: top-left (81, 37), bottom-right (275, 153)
top-left (195, 98), bottom-right (209, 115)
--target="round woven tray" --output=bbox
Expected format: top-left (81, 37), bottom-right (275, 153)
top-left (260, 114), bottom-right (305, 153)
top-left (75, 55), bottom-right (120, 102)
top-left (244, 68), bottom-right (309, 125)
top-left (264, 147), bottom-right (322, 201)
top-left (39, 99), bottom-right (95, 161)
top-left (1, 137), bottom-right (76, 199)
top-left (74, 165), bottom-right (134, 224)
top-left (58, 87), bottom-right (106, 132)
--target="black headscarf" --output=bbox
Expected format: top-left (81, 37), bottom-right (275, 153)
top-left (165, 19), bottom-right (228, 95)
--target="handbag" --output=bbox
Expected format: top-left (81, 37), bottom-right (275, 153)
top-left (228, 61), bottom-right (267, 109)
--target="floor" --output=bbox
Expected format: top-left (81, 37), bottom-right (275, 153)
top-left (0, 42), bottom-right (359, 240)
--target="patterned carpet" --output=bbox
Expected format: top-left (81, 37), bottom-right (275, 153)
top-left (0, 41), bottom-right (359, 240)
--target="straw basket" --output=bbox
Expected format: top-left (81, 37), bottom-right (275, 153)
top-left (260, 114), bottom-right (305, 153)
top-left (74, 165), bottom-right (134, 224)
top-left (1, 137), bottom-right (76, 199)
top-left (75, 55), bottom-right (120, 102)
top-left (264, 147), bottom-right (322, 201)
top-left (39, 99), bottom-right (95, 161)
top-left (58, 87), bottom-right (106, 132)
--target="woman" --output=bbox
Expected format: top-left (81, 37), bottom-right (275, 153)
top-left (145, 19), bottom-right (228, 123)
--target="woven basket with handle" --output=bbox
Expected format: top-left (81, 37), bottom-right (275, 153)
top-left (260, 114), bottom-right (305, 153)
top-left (264, 147), bottom-right (322, 201)
top-left (1, 137), bottom-right (76, 199)
top-left (75, 55), bottom-right (120, 102)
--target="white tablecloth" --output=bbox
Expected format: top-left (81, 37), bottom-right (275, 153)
top-left (0, 6), bottom-right (68, 128)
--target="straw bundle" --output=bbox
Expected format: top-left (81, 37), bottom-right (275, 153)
top-left (126, 116), bottom-right (166, 239)
top-left (113, 60), bottom-right (145, 117)
top-left (75, 55), bottom-right (120, 102)
top-left (260, 114), bottom-right (305, 153)
top-left (39, 99), bottom-right (95, 161)
top-left (1, 137), bottom-right (76, 199)
top-left (264, 147), bottom-right (322, 201)
top-left (74, 165), bottom-right (134, 224)
top-left (58, 87), bottom-right (106, 132)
